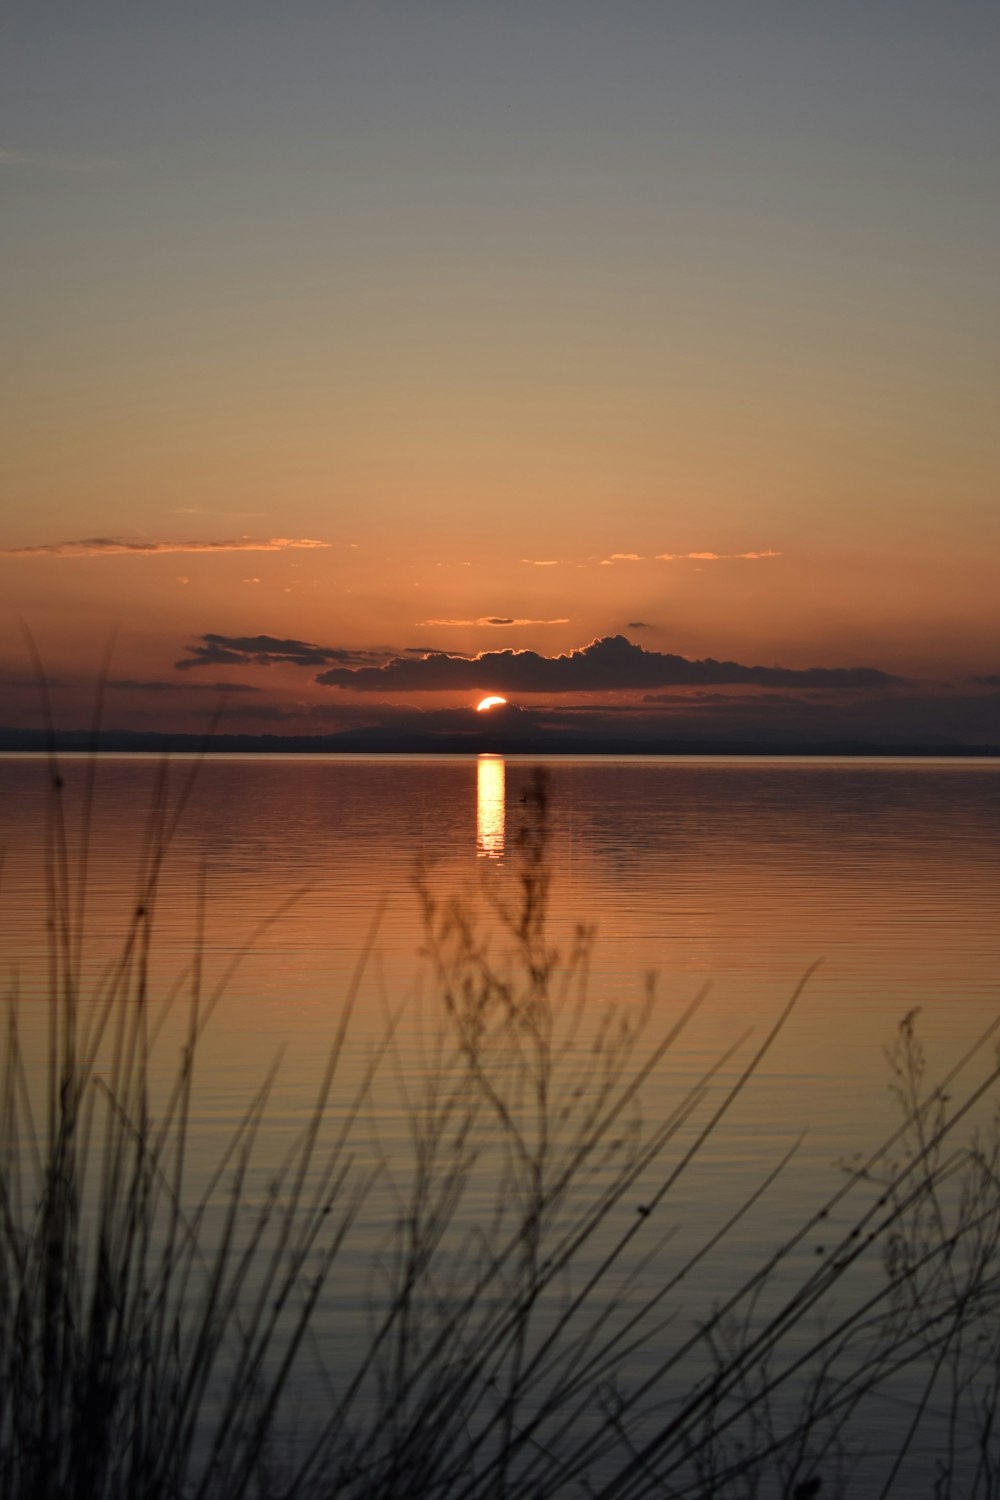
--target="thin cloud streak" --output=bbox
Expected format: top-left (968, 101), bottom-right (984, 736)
top-left (656, 550), bottom-right (782, 561)
top-left (418, 617), bottom-right (570, 628)
top-left (598, 550), bottom-right (780, 566)
top-left (2, 537), bottom-right (331, 558)
top-left (525, 551), bottom-right (781, 567)
top-left (172, 507), bottom-right (269, 518)
top-left (109, 679), bottom-right (263, 694)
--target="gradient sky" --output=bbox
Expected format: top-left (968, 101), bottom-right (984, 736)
top-left (3, 2), bottom-right (999, 738)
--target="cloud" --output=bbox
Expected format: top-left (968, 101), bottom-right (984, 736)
top-left (626, 621), bottom-right (654, 630)
top-left (315, 633), bottom-right (899, 693)
top-left (656, 550), bottom-right (781, 562)
top-left (1, 537), bottom-right (330, 558)
top-left (207, 699), bottom-right (514, 730)
top-left (0, 673), bottom-right (63, 688)
top-left (973, 675), bottom-right (1000, 687)
top-left (418, 617), bottom-right (570, 628)
top-left (642, 691), bottom-right (820, 712)
top-left (631, 689), bottom-right (1000, 746)
top-left (521, 559), bottom-right (561, 567)
top-left (172, 507), bottom-right (268, 519)
top-left (145, 688), bottom-right (1000, 749)
top-left (175, 633), bottom-right (386, 671)
top-left (536, 549), bottom-right (780, 567)
top-left (0, 147), bottom-right (124, 174)
top-left (109, 678), bottom-right (262, 694)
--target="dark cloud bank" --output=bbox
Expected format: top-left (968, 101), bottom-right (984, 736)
top-left (315, 635), bottom-right (897, 693)
top-left (233, 692), bottom-right (1000, 747)
top-left (4, 631), bottom-right (968, 752)
top-left (177, 632), bottom-right (899, 693)
top-left (5, 687), bottom-right (996, 754)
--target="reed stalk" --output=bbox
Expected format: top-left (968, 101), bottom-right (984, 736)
top-left (2, 752), bottom-right (999, 1498)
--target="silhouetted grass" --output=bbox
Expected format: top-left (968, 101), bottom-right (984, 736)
top-left (3, 746), bottom-right (1000, 1498)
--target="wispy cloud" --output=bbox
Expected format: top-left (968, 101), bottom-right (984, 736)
top-left (0, 673), bottom-right (64, 688)
top-left (655, 550), bottom-right (782, 562)
top-left (1, 536), bottom-right (331, 558)
top-left (172, 507), bottom-right (268, 518)
top-left (531, 549), bottom-right (781, 567)
top-left (0, 147), bottom-right (125, 174)
top-left (110, 678), bottom-right (262, 694)
top-left (418, 617), bottom-right (570, 628)
top-left (175, 633), bottom-right (386, 671)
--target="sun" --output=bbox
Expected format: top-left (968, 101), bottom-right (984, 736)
top-left (475, 695), bottom-right (508, 712)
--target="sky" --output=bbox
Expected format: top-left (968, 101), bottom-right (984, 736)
top-left (3, 2), bottom-right (999, 744)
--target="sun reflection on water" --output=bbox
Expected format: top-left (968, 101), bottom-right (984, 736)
top-left (476, 755), bottom-right (505, 859)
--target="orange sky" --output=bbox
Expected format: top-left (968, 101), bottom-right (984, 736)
top-left (3, 4), bottom-right (999, 739)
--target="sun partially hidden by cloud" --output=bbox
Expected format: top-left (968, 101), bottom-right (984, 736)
top-left (476, 696), bottom-right (508, 711)
top-left (1, 537), bottom-right (331, 558)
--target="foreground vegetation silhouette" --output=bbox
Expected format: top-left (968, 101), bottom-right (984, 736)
top-left (3, 752), bottom-right (1000, 1498)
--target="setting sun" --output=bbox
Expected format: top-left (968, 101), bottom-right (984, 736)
top-left (475, 695), bottom-right (508, 712)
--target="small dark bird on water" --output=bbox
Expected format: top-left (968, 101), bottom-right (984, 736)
top-left (792, 1478), bottom-right (822, 1499)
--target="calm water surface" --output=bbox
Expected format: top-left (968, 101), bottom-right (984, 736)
top-left (3, 751), bottom-right (1000, 1186)
top-left (4, 751), bottom-right (998, 1038)
top-left (2, 754), bottom-right (999, 1491)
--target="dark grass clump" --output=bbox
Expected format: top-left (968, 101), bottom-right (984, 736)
top-left (3, 750), bottom-right (1000, 1499)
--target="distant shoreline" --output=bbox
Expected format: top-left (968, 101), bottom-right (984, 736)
top-left (1, 728), bottom-right (997, 759)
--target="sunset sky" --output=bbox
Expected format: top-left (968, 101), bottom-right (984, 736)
top-left (3, 3), bottom-right (999, 743)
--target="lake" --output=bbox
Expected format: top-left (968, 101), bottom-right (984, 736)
top-left (3, 752), bottom-right (1000, 1496)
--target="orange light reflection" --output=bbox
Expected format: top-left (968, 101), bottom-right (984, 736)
top-left (476, 755), bottom-right (505, 859)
